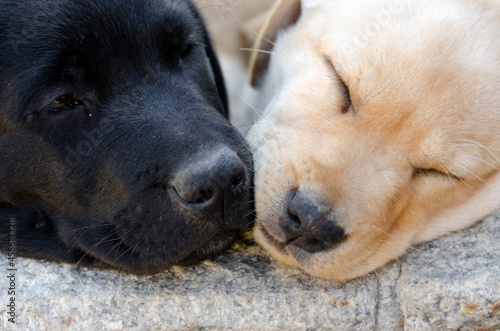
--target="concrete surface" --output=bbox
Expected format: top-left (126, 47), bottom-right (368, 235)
top-left (1, 211), bottom-right (499, 330)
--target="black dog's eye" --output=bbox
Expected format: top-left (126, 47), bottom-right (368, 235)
top-left (180, 42), bottom-right (194, 58)
top-left (26, 92), bottom-right (89, 123)
top-left (46, 94), bottom-right (81, 113)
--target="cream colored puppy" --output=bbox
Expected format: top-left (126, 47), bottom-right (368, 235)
top-left (247, 0), bottom-right (500, 281)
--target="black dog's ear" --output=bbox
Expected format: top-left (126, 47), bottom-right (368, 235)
top-left (188, 1), bottom-right (229, 117)
top-left (204, 33), bottom-right (229, 116)
top-left (0, 204), bottom-right (96, 267)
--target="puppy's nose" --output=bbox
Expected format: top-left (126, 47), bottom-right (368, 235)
top-left (171, 148), bottom-right (246, 207)
top-left (280, 191), bottom-right (345, 253)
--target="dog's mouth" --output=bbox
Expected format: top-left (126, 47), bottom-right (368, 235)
top-left (256, 223), bottom-right (299, 256)
top-left (258, 223), bottom-right (291, 252)
top-left (61, 217), bottom-right (240, 274)
top-left (257, 221), bottom-right (348, 256)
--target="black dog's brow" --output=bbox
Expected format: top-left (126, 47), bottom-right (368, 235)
top-left (20, 7), bottom-right (200, 122)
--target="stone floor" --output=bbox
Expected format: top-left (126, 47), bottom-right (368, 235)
top-left (1, 212), bottom-right (499, 330)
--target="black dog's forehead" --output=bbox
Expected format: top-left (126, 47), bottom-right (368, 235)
top-left (1, 0), bottom-right (197, 38)
top-left (63, 0), bottom-right (198, 55)
top-left (0, 0), bottom-right (200, 79)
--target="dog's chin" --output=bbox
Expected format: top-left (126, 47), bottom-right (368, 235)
top-left (59, 217), bottom-right (241, 274)
top-left (175, 230), bottom-right (239, 266)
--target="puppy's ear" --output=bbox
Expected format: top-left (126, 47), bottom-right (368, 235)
top-left (249, 0), bottom-right (326, 87)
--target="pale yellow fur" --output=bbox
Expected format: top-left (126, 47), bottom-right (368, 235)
top-left (245, 0), bottom-right (500, 280)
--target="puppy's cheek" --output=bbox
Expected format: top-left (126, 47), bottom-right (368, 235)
top-left (253, 223), bottom-right (299, 267)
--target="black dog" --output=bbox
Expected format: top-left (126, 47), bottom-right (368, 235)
top-left (0, 0), bottom-right (253, 274)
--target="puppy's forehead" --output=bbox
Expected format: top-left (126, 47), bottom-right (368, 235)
top-left (305, 0), bottom-right (500, 108)
top-left (320, 0), bottom-right (495, 73)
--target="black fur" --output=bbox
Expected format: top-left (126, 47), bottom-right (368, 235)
top-left (0, 0), bottom-right (253, 274)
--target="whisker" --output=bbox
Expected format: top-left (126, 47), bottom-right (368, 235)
top-left (454, 139), bottom-right (500, 163)
top-left (74, 226), bottom-right (123, 267)
top-left (233, 14), bottom-right (276, 47)
top-left (243, 210), bottom-right (257, 219)
top-left (455, 164), bottom-right (488, 185)
top-left (112, 244), bottom-right (135, 265)
top-left (251, 127), bottom-right (274, 154)
top-left (236, 91), bottom-right (264, 119)
top-left (463, 153), bottom-right (500, 172)
top-left (240, 48), bottom-right (277, 56)
top-left (72, 221), bottom-right (126, 233)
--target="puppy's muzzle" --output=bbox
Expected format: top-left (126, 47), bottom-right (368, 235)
top-left (280, 191), bottom-right (345, 253)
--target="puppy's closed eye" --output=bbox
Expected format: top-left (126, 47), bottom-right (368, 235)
top-left (414, 167), bottom-right (445, 177)
top-left (324, 56), bottom-right (352, 114)
top-left (413, 167), bottom-right (463, 181)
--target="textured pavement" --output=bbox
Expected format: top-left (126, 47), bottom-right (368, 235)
top-left (1, 211), bottom-right (499, 330)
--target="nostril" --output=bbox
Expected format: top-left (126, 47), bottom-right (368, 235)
top-left (284, 190), bottom-right (301, 230)
top-left (196, 189), bottom-right (214, 204)
top-left (230, 170), bottom-right (245, 188)
top-left (287, 211), bottom-right (301, 229)
top-left (172, 184), bottom-right (215, 205)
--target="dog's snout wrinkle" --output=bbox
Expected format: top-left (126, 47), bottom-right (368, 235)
top-left (281, 191), bottom-right (345, 253)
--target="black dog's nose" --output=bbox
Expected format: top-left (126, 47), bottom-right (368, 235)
top-left (171, 148), bottom-right (246, 206)
top-left (280, 191), bottom-right (345, 253)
